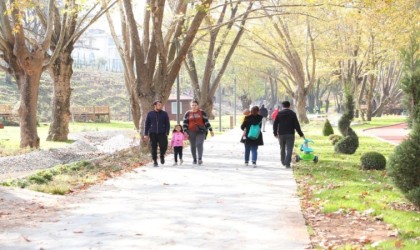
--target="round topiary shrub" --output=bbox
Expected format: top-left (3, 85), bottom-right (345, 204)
top-left (329, 134), bottom-right (342, 145)
top-left (360, 152), bottom-right (386, 170)
top-left (323, 119), bottom-right (334, 136)
top-left (388, 133), bottom-right (420, 207)
top-left (334, 129), bottom-right (359, 154)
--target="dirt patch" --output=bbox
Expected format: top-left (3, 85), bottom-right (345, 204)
top-left (302, 205), bottom-right (398, 249)
top-left (0, 186), bottom-right (64, 229)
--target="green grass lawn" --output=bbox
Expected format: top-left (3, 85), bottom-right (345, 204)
top-left (295, 115), bottom-right (419, 249)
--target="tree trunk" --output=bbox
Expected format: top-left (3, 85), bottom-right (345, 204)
top-left (295, 88), bottom-right (309, 123)
top-left (16, 72), bottom-right (42, 148)
top-left (138, 95), bottom-right (155, 146)
top-left (130, 92), bottom-right (141, 130)
top-left (47, 51), bottom-right (73, 141)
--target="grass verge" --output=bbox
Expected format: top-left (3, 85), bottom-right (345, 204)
top-left (295, 116), bottom-right (419, 249)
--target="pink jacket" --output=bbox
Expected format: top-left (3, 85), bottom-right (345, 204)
top-left (171, 131), bottom-right (185, 147)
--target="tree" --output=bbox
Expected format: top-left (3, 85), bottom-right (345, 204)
top-left (248, 3), bottom-right (318, 124)
top-left (44, 0), bottom-right (117, 141)
top-left (184, 0), bottom-right (255, 117)
top-left (106, 0), bottom-right (212, 135)
top-left (0, 0), bottom-right (57, 148)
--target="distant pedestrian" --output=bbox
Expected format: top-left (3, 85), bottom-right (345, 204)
top-left (183, 100), bottom-right (214, 165)
top-left (144, 100), bottom-right (170, 167)
top-left (170, 124), bottom-right (186, 166)
top-left (241, 106), bottom-right (264, 167)
top-left (271, 106), bottom-right (279, 121)
top-left (273, 101), bottom-right (304, 168)
top-left (259, 104), bottom-right (268, 132)
top-left (240, 109), bottom-right (251, 143)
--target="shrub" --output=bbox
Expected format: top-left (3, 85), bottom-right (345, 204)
top-left (322, 119), bottom-right (334, 136)
top-left (334, 130), bottom-right (359, 154)
top-left (388, 133), bottom-right (420, 207)
top-left (28, 170), bottom-right (53, 185)
top-left (328, 134), bottom-right (342, 145)
top-left (360, 152), bottom-right (386, 170)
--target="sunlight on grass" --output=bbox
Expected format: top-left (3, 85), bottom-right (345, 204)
top-left (294, 115), bottom-right (419, 248)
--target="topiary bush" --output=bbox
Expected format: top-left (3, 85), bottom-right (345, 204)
top-left (323, 119), bottom-right (334, 136)
top-left (335, 91), bottom-right (359, 154)
top-left (328, 134), bottom-right (342, 145)
top-left (388, 128), bottom-right (420, 207)
top-left (388, 33), bottom-right (420, 208)
top-left (360, 152), bottom-right (386, 170)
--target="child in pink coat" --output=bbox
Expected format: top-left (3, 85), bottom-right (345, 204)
top-left (170, 124), bottom-right (186, 165)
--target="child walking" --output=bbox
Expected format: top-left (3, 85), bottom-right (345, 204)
top-left (170, 124), bottom-right (186, 166)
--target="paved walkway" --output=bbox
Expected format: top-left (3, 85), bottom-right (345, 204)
top-left (0, 126), bottom-right (310, 250)
top-left (363, 123), bottom-right (410, 145)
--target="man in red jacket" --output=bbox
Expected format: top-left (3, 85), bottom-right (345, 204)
top-left (273, 101), bottom-right (305, 168)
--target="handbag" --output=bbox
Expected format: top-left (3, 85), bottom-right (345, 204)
top-left (196, 124), bottom-right (207, 133)
top-left (193, 111), bottom-right (207, 133)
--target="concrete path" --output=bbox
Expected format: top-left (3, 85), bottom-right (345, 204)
top-left (363, 123), bottom-right (410, 145)
top-left (0, 126), bottom-right (310, 250)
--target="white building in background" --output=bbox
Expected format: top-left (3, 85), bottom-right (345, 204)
top-left (73, 28), bottom-right (123, 72)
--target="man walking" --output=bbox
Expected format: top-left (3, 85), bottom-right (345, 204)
top-left (144, 100), bottom-right (170, 167)
top-left (259, 104), bottom-right (268, 132)
top-left (273, 101), bottom-right (304, 168)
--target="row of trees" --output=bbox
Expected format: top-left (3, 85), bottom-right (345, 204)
top-left (0, 0), bottom-right (417, 149)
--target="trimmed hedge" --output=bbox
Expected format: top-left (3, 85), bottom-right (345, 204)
top-left (388, 133), bottom-right (420, 207)
top-left (360, 152), bottom-right (386, 170)
top-left (323, 119), bottom-right (334, 136)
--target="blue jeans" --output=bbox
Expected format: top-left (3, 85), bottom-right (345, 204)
top-left (245, 144), bottom-right (258, 163)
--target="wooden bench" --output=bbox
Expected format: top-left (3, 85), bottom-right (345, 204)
top-left (71, 106), bottom-right (111, 122)
top-left (0, 104), bottom-right (18, 122)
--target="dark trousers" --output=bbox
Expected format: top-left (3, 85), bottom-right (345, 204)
top-left (278, 134), bottom-right (295, 167)
top-left (149, 133), bottom-right (168, 162)
top-left (173, 146), bottom-right (183, 162)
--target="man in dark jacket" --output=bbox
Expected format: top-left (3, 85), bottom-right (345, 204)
top-left (144, 100), bottom-right (170, 167)
top-left (258, 104), bottom-right (268, 132)
top-left (273, 101), bottom-right (304, 168)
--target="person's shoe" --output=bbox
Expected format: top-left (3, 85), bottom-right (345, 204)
top-left (180, 159), bottom-right (183, 165)
top-left (198, 159), bottom-right (203, 165)
top-left (153, 162), bottom-right (159, 167)
top-left (193, 160), bottom-right (197, 165)
top-left (252, 162), bottom-right (257, 168)
top-left (173, 162), bottom-right (177, 166)
top-left (285, 165), bottom-right (291, 169)
top-left (245, 162), bottom-right (249, 166)
top-left (160, 156), bottom-right (165, 164)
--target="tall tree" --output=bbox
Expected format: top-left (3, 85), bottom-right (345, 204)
top-left (184, 0), bottom-right (255, 117)
top-left (249, 13), bottom-right (316, 123)
top-left (107, 0), bottom-right (212, 134)
top-left (43, 0), bottom-right (117, 141)
top-left (0, 0), bottom-right (58, 148)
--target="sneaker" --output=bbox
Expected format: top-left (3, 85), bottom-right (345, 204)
top-left (173, 162), bottom-right (177, 166)
top-left (198, 160), bottom-right (203, 165)
top-left (160, 156), bottom-right (165, 164)
top-left (285, 165), bottom-right (291, 169)
top-left (245, 162), bottom-right (249, 166)
top-left (180, 159), bottom-right (183, 165)
top-left (153, 162), bottom-right (159, 167)
top-left (193, 160), bottom-right (197, 165)
top-left (252, 162), bottom-right (257, 168)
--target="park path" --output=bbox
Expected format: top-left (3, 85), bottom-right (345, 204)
top-left (0, 125), bottom-right (310, 250)
top-left (363, 123), bottom-right (410, 145)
